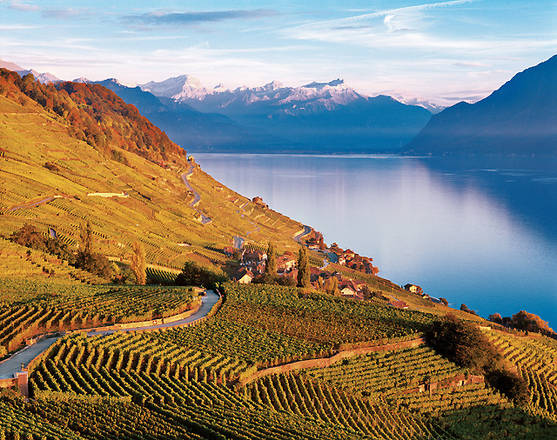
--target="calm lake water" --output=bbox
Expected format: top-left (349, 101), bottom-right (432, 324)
top-left (194, 153), bottom-right (557, 326)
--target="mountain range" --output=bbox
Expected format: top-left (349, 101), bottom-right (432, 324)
top-left (4, 54), bottom-right (557, 156)
top-left (406, 55), bottom-right (557, 155)
top-left (139, 76), bottom-right (432, 153)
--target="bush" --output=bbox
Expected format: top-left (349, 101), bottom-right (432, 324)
top-left (75, 251), bottom-right (112, 278)
top-left (175, 262), bottom-right (227, 289)
top-left (426, 314), bottom-right (501, 372)
top-left (486, 369), bottom-right (529, 405)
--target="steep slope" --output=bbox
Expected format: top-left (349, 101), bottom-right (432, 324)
top-left (0, 68), bottom-right (305, 273)
top-left (0, 68), bottom-right (187, 166)
top-left (142, 76), bottom-right (431, 153)
top-left (405, 54), bottom-right (557, 155)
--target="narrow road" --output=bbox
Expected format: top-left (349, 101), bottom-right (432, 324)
top-left (7, 195), bottom-right (65, 213)
top-left (181, 165), bottom-right (211, 224)
top-left (0, 290), bottom-right (220, 379)
top-left (293, 225), bottom-right (312, 243)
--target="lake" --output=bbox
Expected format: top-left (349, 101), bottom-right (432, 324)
top-left (194, 153), bottom-right (557, 327)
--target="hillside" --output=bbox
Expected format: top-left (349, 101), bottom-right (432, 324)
top-left (405, 54), bottom-right (557, 155)
top-left (0, 69), bottom-right (556, 439)
top-left (0, 68), bottom-right (306, 273)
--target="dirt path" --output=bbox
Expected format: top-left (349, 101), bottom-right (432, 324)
top-left (0, 290), bottom-right (220, 380)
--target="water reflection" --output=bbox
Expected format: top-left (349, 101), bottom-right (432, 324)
top-left (194, 153), bottom-right (557, 326)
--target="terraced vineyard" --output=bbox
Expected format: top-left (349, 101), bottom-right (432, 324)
top-left (486, 330), bottom-right (557, 421)
top-left (306, 346), bottom-right (466, 397)
top-left (245, 373), bottom-right (456, 440)
top-left (0, 281), bottom-right (196, 353)
top-left (487, 331), bottom-right (557, 385)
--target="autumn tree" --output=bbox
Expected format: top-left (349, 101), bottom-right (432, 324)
top-left (130, 241), bottom-right (146, 285)
top-left (297, 246), bottom-right (311, 288)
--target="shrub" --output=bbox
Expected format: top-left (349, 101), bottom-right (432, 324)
top-left (175, 261), bottom-right (227, 289)
top-left (425, 314), bottom-right (501, 372)
top-left (486, 369), bottom-right (529, 404)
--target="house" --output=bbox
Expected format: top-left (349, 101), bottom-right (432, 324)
top-left (236, 268), bottom-right (254, 284)
top-left (340, 283), bottom-right (357, 297)
top-left (252, 196), bottom-right (268, 209)
top-left (277, 253), bottom-right (297, 273)
top-left (223, 247), bottom-right (236, 257)
top-left (241, 249), bottom-right (267, 266)
top-left (404, 283), bottom-right (423, 294)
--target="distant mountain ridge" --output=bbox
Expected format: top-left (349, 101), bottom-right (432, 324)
top-left (140, 75), bottom-right (432, 153)
top-left (0, 58), bottom-right (433, 153)
top-left (405, 54), bottom-right (557, 155)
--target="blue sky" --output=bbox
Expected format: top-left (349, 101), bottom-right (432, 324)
top-left (1, 0), bottom-right (556, 105)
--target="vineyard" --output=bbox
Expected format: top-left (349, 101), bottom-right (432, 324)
top-left (0, 282), bottom-right (196, 353)
top-left (486, 330), bottom-right (557, 422)
top-left (306, 346), bottom-right (467, 397)
top-left (245, 372), bottom-right (455, 439)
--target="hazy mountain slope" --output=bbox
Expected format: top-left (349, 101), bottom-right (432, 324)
top-left (96, 78), bottom-right (263, 151)
top-left (405, 55), bottom-right (557, 155)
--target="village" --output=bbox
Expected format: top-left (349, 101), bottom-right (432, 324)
top-left (221, 227), bottom-right (447, 310)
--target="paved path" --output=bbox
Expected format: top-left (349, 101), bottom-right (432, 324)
top-left (0, 338), bottom-right (59, 379)
top-left (181, 165), bottom-right (211, 224)
top-left (293, 225), bottom-right (312, 243)
top-left (7, 195), bottom-right (65, 213)
top-left (0, 290), bottom-right (220, 379)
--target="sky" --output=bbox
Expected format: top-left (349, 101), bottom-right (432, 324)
top-left (0, 0), bottom-right (556, 106)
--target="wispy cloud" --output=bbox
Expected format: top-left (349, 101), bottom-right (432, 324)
top-left (123, 9), bottom-right (277, 27)
top-left (0, 24), bottom-right (38, 30)
top-left (5, 0), bottom-right (39, 12)
top-left (41, 8), bottom-right (92, 19)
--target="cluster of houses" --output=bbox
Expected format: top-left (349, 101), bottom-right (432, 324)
top-left (328, 243), bottom-right (378, 275)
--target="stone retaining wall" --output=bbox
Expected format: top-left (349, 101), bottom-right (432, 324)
top-left (239, 337), bottom-right (425, 386)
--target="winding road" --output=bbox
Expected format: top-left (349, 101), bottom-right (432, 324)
top-left (0, 290), bottom-right (220, 380)
top-left (181, 165), bottom-right (212, 224)
top-left (293, 225), bottom-right (312, 243)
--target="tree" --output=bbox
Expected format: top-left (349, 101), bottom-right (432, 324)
top-left (175, 261), bottom-right (226, 289)
top-left (265, 242), bottom-right (277, 276)
top-left (297, 246), bottom-right (311, 288)
top-left (511, 310), bottom-right (554, 334)
top-left (439, 297), bottom-right (449, 306)
top-left (425, 314), bottom-right (501, 372)
top-left (489, 313), bottom-right (503, 324)
top-left (130, 241), bottom-right (146, 285)
top-left (80, 221), bottom-right (93, 257)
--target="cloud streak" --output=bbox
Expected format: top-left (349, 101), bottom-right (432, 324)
top-left (123, 9), bottom-right (277, 26)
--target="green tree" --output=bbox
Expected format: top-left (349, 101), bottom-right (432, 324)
top-left (130, 241), bottom-right (146, 285)
top-left (265, 242), bottom-right (277, 276)
top-left (297, 246), bottom-right (310, 288)
top-left (80, 221), bottom-right (93, 256)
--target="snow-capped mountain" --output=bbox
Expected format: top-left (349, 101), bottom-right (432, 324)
top-left (72, 77), bottom-right (91, 83)
top-left (138, 74), bottom-right (432, 152)
top-left (140, 76), bottom-right (363, 115)
top-left (17, 69), bottom-right (61, 84)
top-left (142, 75), bottom-right (208, 101)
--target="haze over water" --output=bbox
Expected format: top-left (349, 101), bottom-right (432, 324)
top-left (195, 153), bottom-right (557, 327)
